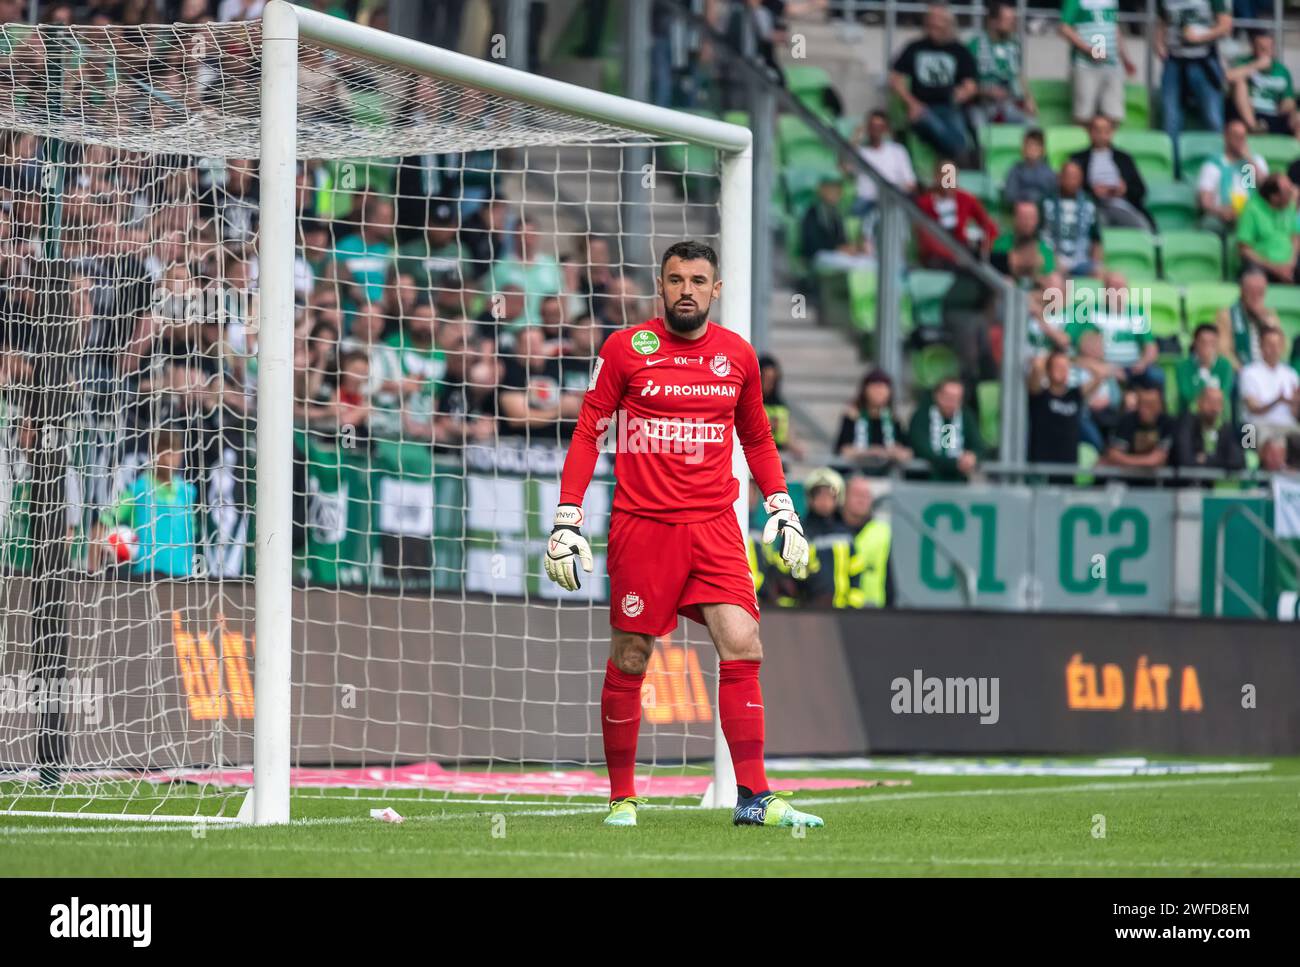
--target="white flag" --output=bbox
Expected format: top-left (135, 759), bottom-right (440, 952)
top-left (1272, 474), bottom-right (1300, 539)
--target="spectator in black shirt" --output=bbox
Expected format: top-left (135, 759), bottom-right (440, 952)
top-left (1172, 384), bottom-right (1246, 478)
top-left (1101, 382), bottom-right (1175, 485)
top-left (497, 325), bottom-right (581, 443)
top-left (1027, 350), bottom-right (1098, 481)
top-left (836, 368), bottom-right (912, 473)
top-left (889, 3), bottom-right (978, 167)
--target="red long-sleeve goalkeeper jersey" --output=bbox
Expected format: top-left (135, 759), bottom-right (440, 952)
top-left (558, 317), bottom-right (787, 523)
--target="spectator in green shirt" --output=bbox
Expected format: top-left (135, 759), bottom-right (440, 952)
top-left (991, 201), bottom-right (1056, 284)
top-left (907, 377), bottom-right (985, 481)
top-left (334, 195), bottom-right (397, 305)
top-left (966, 1), bottom-right (1036, 127)
top-left (1060, 0), bottom-right (1134, 125)
top-left (1237, 174), bottom-right (1300, 284)
top-left (1176, 324), bottom-right (1236, 416)
top-left (1227, 30), bottom-right (1298, 137)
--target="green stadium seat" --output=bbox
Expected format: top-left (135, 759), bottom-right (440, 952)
top-left (1075, 442), bottom-right (1099, 486)
top-left (1101, 227), bottom-right (1158, 279)
top-left (1029, 79), bottom-right (1073, 127)
top-left (1145, 181), bottom-right (1199, 232)
top-left (847, 268), bottom-right (877, 333)
top-left (1045, 124), bottom-right (1090, 170)
top-left (1114, 129), bottom-right (1175, 182)
top-left (1178, 131), bottom-right (1223, 180)
top-left (1183, 283), bottom-right (1240, 331)
top-left (977, 380), bottom-right (1001, 449)
top-left (907, 133), bottom-right (940, 186)
top-left (957, 169), bottom-right (997, 207)
top-left (912, 343), bottom-right (961, 390)
top-left (907, 269), bottom-right (955, 328)
top-left (1161, 230), bottom-right (1224, 284)
top-left (981, 123), bottom-right (1027, 189)
top-left (1125, 83), bottom-right (1150, 129)
top-left (782, 140), bottom-right (838, 172)
top-left (778, 114), bottom-right (820, 159)
top-left (722, 110), bottom-right (750, 130)
top-left (1143, 282), bottom-right (1186, 354)
top-left (1249, 134), bottom-right (1300, 173)
top-left (781, 165), bottom-right (840, 216)
top-left (1160, 359), bottom-right (1181, 411)
top-left (1264, 285), bottom-right (1300, 343)
top-left (785, 64), bottom-right (833, 99)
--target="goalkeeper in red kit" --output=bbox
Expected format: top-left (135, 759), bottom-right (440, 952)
top-left (543, 241), bottom-right (822, 829)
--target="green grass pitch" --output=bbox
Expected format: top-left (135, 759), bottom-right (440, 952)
top-left (3, 757), bottom-right (1298, 877)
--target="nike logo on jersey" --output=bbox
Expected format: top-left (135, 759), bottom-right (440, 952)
top-left (746, 702), bottom-right (764, 709)
top-left (604, 715), bottom-right (638, 724)
top-left (645, 357), bottom-right (668, 366)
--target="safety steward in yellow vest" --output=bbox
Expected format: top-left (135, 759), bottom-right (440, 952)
top-left (840, 473), bottom-right (893, 608)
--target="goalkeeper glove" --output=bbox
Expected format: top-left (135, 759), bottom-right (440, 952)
top-left (762, 492), bottom-right (809, 580)
top-left (544, 504), bottom-right (593, 591)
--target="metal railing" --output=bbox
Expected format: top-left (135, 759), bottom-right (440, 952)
top-left (1212, 501), bottom-right (1300, 617)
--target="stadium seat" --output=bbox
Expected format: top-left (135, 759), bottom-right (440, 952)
top-left (981, 123), bottom-right (1026, 189)
top-left (782, 162), bottom-right (841, 213)
top-left (1264, 285), bottom-right (1300, 343)
top-left (1115, 130), bottom-right (1175, 182)
top-left (1045, 124), bottom-right (1090, 170)
top-left (907, 133), bottom-right (940, 185)
top-left (1143, 282), bottom-right (1185, 355)
top-left (1145, 181), bottom-right (1199, 232)
top-left (1124, 83), bottom-right (1150, 129)
top-left (785, 64), bottom-right (833, 100)
top-left (1101, 228), bottom-right (1158, 279)
top-left (782, 139), bottom-right (838, 173)
top-left (778, 114), bottom-right (821, 160)
top-left (912, 343), bottom-right (960, 390)
top-left (1184, 282), bottom-right (1240, 331)
top-left (1075, 442), bottom-right (1099, 486)
top-left (1178, 131), bottom-right (1223, 180)
top-left (977, 380), bottom-right (1001, 449)
top-left (1029, 79), bottom-right (1073, 127)
top-left (847, 267), bottom-right (877, 333)
top-left (907, 269), bottom-right (955, 328)
top-left (1161, 230), bottom-right (1224, 284)
top-left (722, 110), bottom-right (750, 130)
top-left (1249, 134), bottom-right (1300, 173)
top-left (957, 169), bottom-right (997, 208)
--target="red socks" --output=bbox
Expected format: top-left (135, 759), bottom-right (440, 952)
top-left (600, 659), bottom-right (644, 802)
top-left (718, 659), bottom-right (769, 797)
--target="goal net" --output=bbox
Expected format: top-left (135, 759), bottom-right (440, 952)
top-left (0, 4), bottom-right (752, 821)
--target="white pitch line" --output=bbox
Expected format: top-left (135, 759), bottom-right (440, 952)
top-left (790, 773), bottom-right (1300, 807)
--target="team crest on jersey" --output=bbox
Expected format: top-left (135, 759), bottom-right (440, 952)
top-left (631, 330), bottom-right (661, 355)
top-left (621, 592), bottom-right (646, 617)
top-left (709, 354), bottom-right (731, 377)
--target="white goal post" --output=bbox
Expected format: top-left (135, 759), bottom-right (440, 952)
top-left (254, 2), bottom-right (753, 825)
top-left (0, 1), bottom-right (753, 824)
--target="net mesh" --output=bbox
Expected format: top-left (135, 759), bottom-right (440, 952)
top-left (0, 19), bottom-right (730, 817)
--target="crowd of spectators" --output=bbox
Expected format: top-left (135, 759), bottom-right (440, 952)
top-left (0, 1), bottom-right (672, 580)
top-left (803, 0), bottom-right (1300, 484)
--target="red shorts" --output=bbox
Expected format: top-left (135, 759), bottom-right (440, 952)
top-left (606, 508), bottom-right (760, 637)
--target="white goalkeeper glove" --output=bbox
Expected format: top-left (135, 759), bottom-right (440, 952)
top-left (544, 504), bottom-right (593, 591)
top-left (762, 492), bottom-right (809, 580)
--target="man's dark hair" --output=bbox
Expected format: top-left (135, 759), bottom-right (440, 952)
top-left (868, 109), bottom-right (889, 124)
top-left (1260, 174), bottom-right (1284, 202)
top-left (987, 0), bottom-right (1012, 18)
top-left (1193, 322), bottom-right (1218, 342)
top-left (660, 240), bottom-right (719, 277)
top-left (1023, 129), bottom-right (1044, 146)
